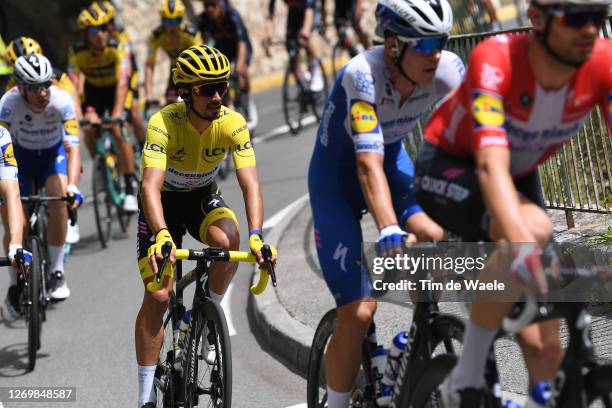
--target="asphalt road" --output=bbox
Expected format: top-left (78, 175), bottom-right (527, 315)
top-left (0, 87), bottom-right (319, 408)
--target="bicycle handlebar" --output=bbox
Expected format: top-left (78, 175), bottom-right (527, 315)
top-left (146, 242), bottom-right (278, 294)
top-left (79, 117), bottom-right (124, 128)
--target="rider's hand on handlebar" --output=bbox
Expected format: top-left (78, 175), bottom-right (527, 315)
top-left (375, 225), bottom-right (408, 257)
top-left (66, 184), bottom-right (84, 210)
top-left (510, 243), bottom-right (548, 294)
top-left (249, 230), bottom-right (277, 269)
top-left (8, 244), bottom-right (32, 271)
top-left (148, 228), bottom-right (176, 274)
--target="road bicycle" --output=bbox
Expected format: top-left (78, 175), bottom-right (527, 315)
top-left (80, 117), bottom-right (134, 248)
top-left (407, 265), bottom-right (612, 408)
top-left (281, 38), bottom-right (329, 135)
top-left (151, 239), bottom-right (276, 407)
top-left (18, 184), bottom-right (76, 370)
top-left (331, 18), bottom-right (360, 79)
top-left (307, 249), bottom-right (465, 407)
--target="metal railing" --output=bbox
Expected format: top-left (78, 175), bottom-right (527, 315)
top-left (407, 24), bottom-right (612, 228)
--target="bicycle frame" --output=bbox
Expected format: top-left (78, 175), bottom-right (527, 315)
top-left (93, 125), bottom-right (125, 208)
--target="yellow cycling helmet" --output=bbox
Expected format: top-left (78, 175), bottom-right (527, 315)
top-left (173, 45), bottom-right (231, 86)
top-left (7, 37), bottom-right (43, 64)
top-left (95, 1), bottom-right (116, 20)
top-left (160, 0), bottom-right (186, 19)
top-left (77, 2), bottom-right (112, 29)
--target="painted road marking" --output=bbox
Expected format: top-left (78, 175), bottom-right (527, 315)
top-left (251, 115), bottom-right (317, 144)
top-left (284, 404), bottom-right (307, 408)
top-left (263, 193), bottom-right (309, 231)
top-left (220, 283), bottom-right (237, 336)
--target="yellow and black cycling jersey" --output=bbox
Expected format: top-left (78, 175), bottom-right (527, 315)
top-left (142, 102), bottom-right (255, 191)
top-left (5, 69), bottom-right (76, 95)
top-left (146, 24), bottom-right (202, 68)
top-left (68, 37), bottom-right (130, 87)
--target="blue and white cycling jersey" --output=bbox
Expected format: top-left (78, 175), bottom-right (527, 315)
top-left (0, 86), bottom-right (79, 196)
top-left (308, 46), bottom-right (464, 307)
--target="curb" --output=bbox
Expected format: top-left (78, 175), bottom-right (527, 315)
top-left (248, 194), bottom-right (314, 376)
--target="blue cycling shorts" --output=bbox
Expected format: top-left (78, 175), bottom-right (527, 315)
top-left (308, 141), bottom-right (422, 307)
top-left (14, 142), bottom-right (67, 197)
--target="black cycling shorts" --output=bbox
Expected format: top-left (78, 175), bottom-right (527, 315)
top-left (83, 82), bottom-right (116, 116)
top-left (334, 0), bottom-right (357, 28)
top-left (414, 141), bottom-right (545, 241)
top-left (136, 182), bottom-right (237, 263)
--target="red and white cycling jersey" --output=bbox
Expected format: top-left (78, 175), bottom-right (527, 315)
top-left (425, 33), bottom-right (612, 178)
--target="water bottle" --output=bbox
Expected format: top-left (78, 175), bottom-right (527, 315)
top-left (525, 382), bottom-right (552, 408)
top-left (173, 310), bottom-right (192, 373)
top-left (377, 331), bottom-right (409, 406)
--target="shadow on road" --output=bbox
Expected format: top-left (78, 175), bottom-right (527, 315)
top-left (0, 343), bottom-right (50, 377)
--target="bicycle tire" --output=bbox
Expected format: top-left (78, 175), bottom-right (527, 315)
top-left (585, 364), bottom-right (612, 407)
top-left (112, 157), bottom-right (132, 234)
top-left (155, 307), bottom-right (179, 408)
top-left (306, 309), bottom-right (372, 408)
top-left (407, 353), bottom-right (457, 408)
top-left (309, 57), bottom-right (329, 122)
top-left (184, 298), bottom-right (232, 407)
top-left (283, 66), bottom-right (304, 135)
top-left (25, 235), bottom-right (43, 371)
top-left (393, 314), bottom-right (464, 407)
top-left (92, 156), bottom-right (112, 248)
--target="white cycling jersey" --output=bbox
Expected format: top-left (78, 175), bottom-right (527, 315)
top-left (0, 85), bottom-right (79, 150)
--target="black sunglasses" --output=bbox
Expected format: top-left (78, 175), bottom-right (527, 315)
top-left (24, 82), bottom-right (53, 93)
top-left (548, 8), bottom-right (608, 29)
top-left (192, 82), bottom-right (228, 97)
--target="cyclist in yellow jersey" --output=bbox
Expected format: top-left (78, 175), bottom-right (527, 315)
top-left (144, 0), bottom-right (202, 108)
top-left (134, 45), bottom-right (275, 408)
top-left (68, 2), bottom-right (139, 212)
top-left (0, 35), bottom-right (13, 94)
top-left (93, 0), bottom-right (147, 146)
top-left (5, 37), bottom-right (82, 118)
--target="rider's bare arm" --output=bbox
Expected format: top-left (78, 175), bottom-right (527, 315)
top-left (141, 167), bottom-right (167, 235)
top-left (356, 152), bottom-right (399, 230)
top-left (0, 179), bottom-right (24, 247)
top-left (236, 166), bottom-right (264, 235)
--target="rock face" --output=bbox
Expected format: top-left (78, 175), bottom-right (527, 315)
top-left (1, 0), bottom-right (378, 96)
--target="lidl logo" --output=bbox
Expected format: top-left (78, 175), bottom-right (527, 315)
top-left (472, 93), bottom-right (504, 128)
top-left (64, 119), bottom-right (79, 135)
top-left (1, 143), bottom-right (17, 167)
top-left (350, 101), bottom-right (378, 134)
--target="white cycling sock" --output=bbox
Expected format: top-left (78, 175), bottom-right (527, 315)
top-left (137, 365), bottom-right (157, 407)
top-left (326, 386), bottom-right (351, 408)
top-left (208, 288), bottom-right (224, 305)
top-left (450, 320), bottom-right (497, 390)
top-left (48, 245), bottom-right (65, 273)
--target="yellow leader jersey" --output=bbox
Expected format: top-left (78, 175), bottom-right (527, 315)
top-left (68, 38), bottom-right (130, 87)
top-left (142, 103), bottom-right (255, 191)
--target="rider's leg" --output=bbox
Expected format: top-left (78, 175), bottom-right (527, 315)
top-left (517, 319), bottom-right (563, 385)
top-left (203, 217), bottom-right (240, 301)
top-left (45, 173), bottom-right (68, 273)
top-left (112, 122), bottom-right (138, 199)
top-left (0, 205), bottom-right (17, 286)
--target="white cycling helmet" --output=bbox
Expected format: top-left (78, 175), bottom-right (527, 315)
top-left (14, 54), bottom-right (53, 85)
top-left (375, 0), bottom-right (453, 38)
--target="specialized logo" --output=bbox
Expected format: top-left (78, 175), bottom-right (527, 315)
top-left (350, 100), bottom-right (378, 134)
top-left (1, 143), bottom-right (17, 167)
top-left (472, 92), bottom-right (504, 128)
top-left (355, 70), bottom-right (374, 95)
top-left (480, 63), bottom-right (505, 92)
top-left (63, 105), bottom-right (74, 119)
top-left (64, 119), bottom-right (79, 135)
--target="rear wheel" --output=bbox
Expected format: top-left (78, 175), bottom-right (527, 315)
top-left (92, 156), bottom-right (112, 248)
top-left (184, 299), bottom-right (232, 407)
top-left (283, 66), bottom-right (304, 135)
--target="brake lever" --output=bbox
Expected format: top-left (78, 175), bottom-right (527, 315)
top-left (261, 244), bottom-right (277, 287)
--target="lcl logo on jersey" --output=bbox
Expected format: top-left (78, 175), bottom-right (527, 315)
top-left (350, 100), bottom-right (379, 134)
top-left (234, 141), bottom-right (254, 158)
top-left (202, 147), bottom-right (226, 163)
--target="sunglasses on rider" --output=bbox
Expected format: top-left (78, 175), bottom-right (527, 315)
top-left (399, 36), bottom-right (448, 55)
top-left (162, 17), bottom-right (183, 26)
top-left (24, 82), bottom-right (52, 93)
top-left (192, 81), bottom-right (228, 97)
top-left (87, 24), bottom-right (109, 35)
top-left (547, 8), bottom-right (608, 29)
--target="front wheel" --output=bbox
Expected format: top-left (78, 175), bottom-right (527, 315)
top-left (306, 309), bottom-right (371, 408)
top-left (407, 353), bottom-right (457, 408)
top-left (25, 236), bottom-right (43, 371)
top-left (184, 298), bottom-right (232, 407)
